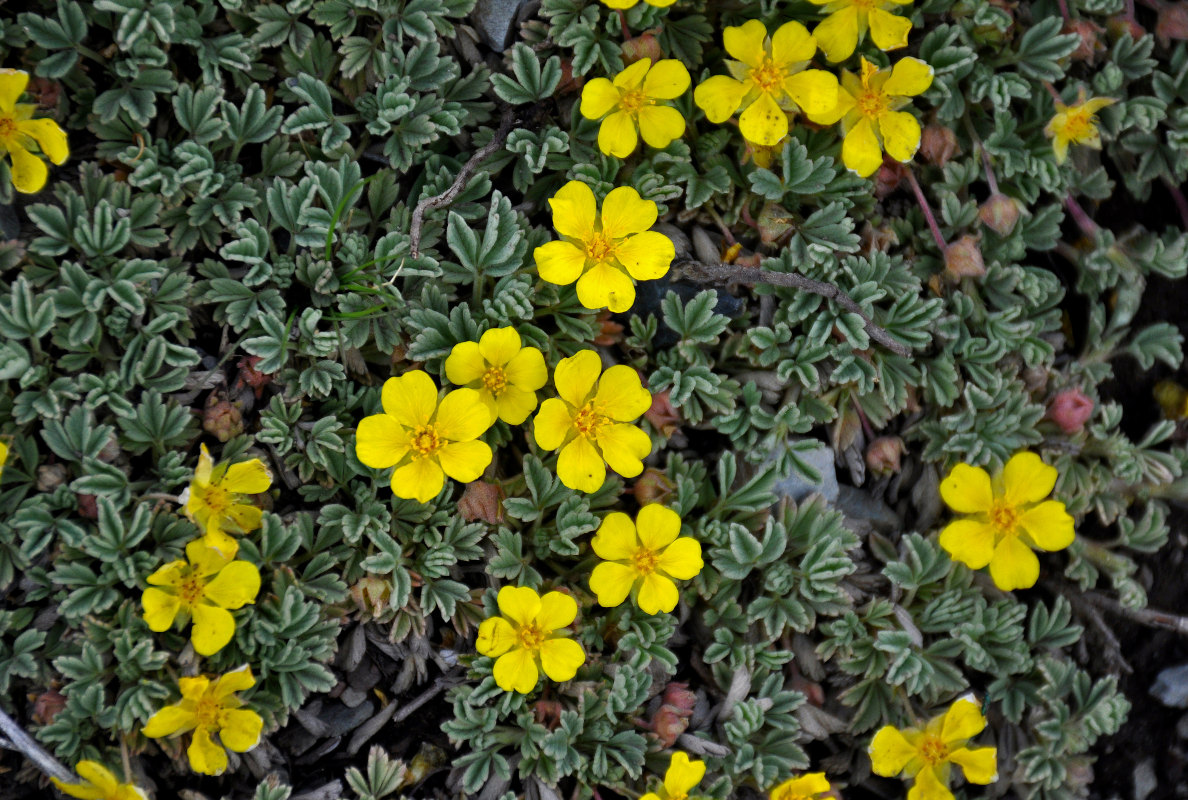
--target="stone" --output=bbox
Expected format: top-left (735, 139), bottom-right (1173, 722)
top-left (769, 442), bottom-right (839, 504)
top-left (318, 699), bottom-right (376, 738)
top-left (1133, 758), bottom-right (1157, 800)
top-left (1151, 663), bottom-right (1188, 708)
top-left (835, 485), bottom-right (900, 532)
top-left (471, 0), bottom-right (533, 51)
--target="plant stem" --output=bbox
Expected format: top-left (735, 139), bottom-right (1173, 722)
top-left (1063, 194), bottom-right (1100, 237)
top-left (904, 168), bottom-right (948, 252)
top-left (0, 707), bottom-right (74, 782)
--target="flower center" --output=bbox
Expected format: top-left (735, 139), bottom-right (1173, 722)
top-left (918, 734), bottom-right (950, 766)
top-left (410, 424), bottom-right (443, 458)
top-left (749, 59), bottom-right (785, 94)
top-left (573, 403), bottom-right (609, 439)
top-left (482, 366), bottom-right (508, 396)
top-left (200, 484), bottom-right (231, 515)
top-left (619, 87), bottom-right (649, 114)
top-left (856, 89), bottom-right (889, 119)
top-left (632, 547), bottom-right (659, 575)
top-left (852, 0), bottom-right (877, 9)
top-left (989, 501), bottom-right (1020, 535)
top-left (586, 232), bottom-right (616, 263)
top-left (1063, 109), bottom-right (1093, 141)
top-left (177, 568), bottom-right (205, 608)
top-left (517, 623), bottom-right (546, 652)
top-left (0, 116), bottom-right (16, 141)
top-left (192, 696), bottom-right (222, 730)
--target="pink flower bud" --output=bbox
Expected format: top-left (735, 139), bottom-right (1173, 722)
top-left (944, 235), bottom-right (986, 279)
top-left (979, 193), bottom-right (1022, 236)
top-left (1048, 388), bottom-right (1094, 434)
top-left (919, 124), bottom-right (959, 167)
top-left (866, 436), bottom-right (905, 476)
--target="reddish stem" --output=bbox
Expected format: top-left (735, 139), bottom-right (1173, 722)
top-left (1056, 0), bottom-right (1071, 20)
top-left (1164, 179), bottom-right (1188, 231)
top-left (1064, 194), bottom-right (1100, 237)
top-left (616, 9), bottom-right (631, 40)
top-left (905, 168), bottom-right (948, 252)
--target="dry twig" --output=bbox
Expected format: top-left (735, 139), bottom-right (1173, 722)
top-left (0, 706), bottom-right (75, 783)
top-left (679, 259), bottom-right (914, 358)
top-left (409, 108), bottom-right (518, 258)
top-left (1081, 589), bottom-right (1188, 636)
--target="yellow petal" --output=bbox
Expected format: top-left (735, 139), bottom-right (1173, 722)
top-left (195, 443), bottom-right (215, 485)
top-left (538, 637), bottom-right (585, 681)
top-left (841, 116), bottom-right (884, 177)
top-left (600, 185), bottom-right (658, 238)
top-left (643, 59), bottom-right (690, 100)
top-left (222, 459), bottom-right (270, 494)
top-left (434, 388), bottom-right (493, 441)
top-left (1018, 500), bottom-right (1075, 552)
top-left (381, 371), bottom-right (438, 429)
top-left (214, 665), bottom-right (256, 698)
top-left (577, 260), bottom-right (636, 313)
top-left (1000, 452), bottom-right (1057, 506)
top-left (557, 436), bottom-right (607, 493)
top-left (938, 519), bottom-right (997, 569)
top-left (772, 20), bottom-right (816, 65)
top-left (537, 591), bottom-right (578, 631)
top-left (0, 69), bottom-right (29, 111)
top-left (202, 560), bottom-right (261, 609)
top-left (191, 603), bottom-right (237, 656)
top-left (202, 527), bottom-right (240, 560)
top-left (535, 240), bottom-right (588, 286)
top-left (180, 675), bottom-right (213, 701)
top-left (664, 752), bottom-right (706, 795)
top-left (186, 539), bottom-right (230, 577)
top-left (478, 327), bottom-right (522, 366)
top-left (595, 422), bottom-right (650, 478)
top-left (1051, 134), bottom-right (1070, 164)
top-left (504, 347), bottom-right (547, 391)
top-left (146, 560), bottom-right (186, 587)
top-left (615, 230), bottom-right (674, 281)
top-left (637, 105), bottom-right (686, 149)
top-left (590, 561), bottom-right (638, 607)
top-left (224, 502), bottom-right (262, 535)
top-left (437, 440), bottom-right (492, 482)
top-left (187, 726), bottom-right (229, 776)
top-left (723, 20), bottom-right (769, 68)
top-left (613, 58), bottom-right (652, 91)
top-left (772, 773), bottom-right (831, 800)
top-left (598, 110), bottom-right (639, 158)
top-left (939, 463), bottom-right (994, 514)
top-left (495, 386), bottom-right (538, 425)
top-left (738, 90), bottom-right (788, 147)
top-left (948, 746), bottom-right (998, 784)
top-left (356, 414), bottom-right (411, 469)
top-left (549, 180), bottom-right (597, 240)
top-left (907, 765), bottom-right (954, 800)
top-left (637, 571), bottom-right (679, 614)
top-left (592, 512), bottom-right (640, 561)
top-left (74, 762), bottom-right (120, 795)
top-left (392, 457), bottom-right (445, 503)
top-left (445, 341), bottom-right (487, 385)
top-left (883, 57), bottom-right (934, 97)
top-left (555, 350), bottom-right (602, 407)
top-left (52, 776), bottom-right (108, 799)
top-left (142, 588), bottom-right (181, 631)
top-left (218, 708), bottom-right (263, 752)
top-left (784, 69), bottom-right (840, 120)
top-left (580, 77), bottom-right (621, 120)
top-left (142, 704), bottom-right (197, 738)
top-left (988, 535), bottom-right (1040, 591)
top-left (813, 83), bottom-right (855, 126)
top-left (812, 7), bottom-right (860, 62)
top-left (477, 616), bottom-right (517, 657)
top-left (18, 118), bottom-right (68, 164)
top-left (533, 398), bottom-right (575, 451)
top-left (497, 585), bottom-right (542, 625)
top-left (595, 365), bottom-right (651, 420)
top-left (8, 142), bottom-right (48, 193)
top-left (869, 725), bottom-right (917, 776)
top-left (868, 6), bottom-right (912, 51)
top-left (941, 697), bottom-right (986, 743)
top-left (636, 504), bottom-right (682, 550)
top-left (657, 537), bottom-right (703, 580)
top-left (878, 109), bottom-right (922, 163)
top-left (493, 647), bottom-right (539, 693)
top-left (694, 75), bottom-right (749, 123)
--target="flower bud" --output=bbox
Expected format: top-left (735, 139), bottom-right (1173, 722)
top-left (919, 124), bottom-right (959, 167)
top-left (351, 576), bottom-right (391, 616)
top-left (457, 480), bottom-right (505, 524)
top-left (874, 161), bottom-right (907, 199)
top-left (1064, 19), bottom-right (1106, 62)
top-left (633, 468), bottom-right (675, 506)
top-left (644, 390), bottom-right (681, 437)
top-left (865, 436), bottom-right (905, 476)
top-left (1048, 388), bottom-right (1094, 434)
top-left (1155, 380), bottom-right (1188, 420)
top-left (234, 355), bottom-right (272, 398)
top-left (1158, 3), bottom-right (1188, 47)
top-left (943, 235), bottom-right (986, 279)
top-left (979, 192), bottom-right (1022, 236)
top-left (649, 682), bottom-right (696, 747)
top-left (37, 463), bottom-right (68, 493)
top-left (1107, 15), bottom-right (1147, 42)
top-left (621, 34), bottom-right (662, 65)
top-left (203, 393), bottom-right (244, 442)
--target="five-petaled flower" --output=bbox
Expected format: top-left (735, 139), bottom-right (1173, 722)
top-left (534, 180), bottom-right (674, 313)
top-left (476, 586), bottom-right (586, 693)
top-left (533, 350), bottom-right (652, 492)
top-left (641, 751), bottom-right (706, 800)
top-left (808, 0), bottom-right (914, 62)
top-left (142, 666), bottom-right (264, 776)
top-left (693, 19), bottom-right (839, 147)
top-left (589, 505), bottom-right (703, 614)
top-left (142, 539), bottom-right (262, 656)
top-left (445, 327), bottom-right (548, 425)
top-left (1045, 92), bottom-right (1114, 164)
top-left (869, 696), bottom-right (998, 800)
top-left (769, 772), bottom-right (832, 800)
top-left (355, 371), bottom-right (494, 504)
top-left (51, 761), bottom-right (147, 800)
top-left (938, 451), bottom-right (1075, 591)
top-left (0, 69), bottom-right (68, 194)
top-left (581, 57), bottom-right (690, 158)
top-left (182, 444), bottom-right (272, 557)
top-left (817, 55), bottom-right (933, 177)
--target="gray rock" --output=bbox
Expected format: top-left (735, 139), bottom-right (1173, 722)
top-left (319, 699), bottom-right (376, 738)
top-left (770, 443), bottom-right (839, 504)
top-left (1133, 758), bottom-right (1157, 800)
top-left (471, 0), bottom-right (533, 51)
top-left (1151, 663), bottom-right (1188, 707)
top-left (835, 485), bottom-right (900, 533)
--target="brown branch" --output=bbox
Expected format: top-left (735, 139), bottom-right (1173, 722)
top-left (680, 259), bottom-right (915, 358)
top-left (0, 706), bottom-right (74, 783)
top-left (1080, 589), bottom-right (1188, 636)
top-left (409, 108), bottom-right (517, 258)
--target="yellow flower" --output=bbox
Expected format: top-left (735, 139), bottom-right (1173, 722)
top-left (869, 696), bottom-right (998, 800)
top-left (601, 0), bottom-right (675, 8)
top-left (807, 0), bottom-right (914, 62)
top-left (938, 451), bottom-right (1075, 591)
top-left (589, 505), bottom-right (703, 614)
top-left (693, 19), bottom-right (839, 147)
top-left (1045, 92), bottom-right (1114, 164)
top-left (769, 772), bottom-right (832, 800)
top-left (0, 69), bottom-right (68, 194)
top-left (532, 350), bottom-right (652, 492)
top-left (142, 539), bottom-right (261, 656)
top-left (0, 439), bottom-right (8, 483)
top-left (818, 56), bottom-right (933, 177)
top-left (355, 371), bottom-right (494, 503)
top-left (475, 586), bottom-right (586, 693)
top-left (581, 57), bottom-right (690, 158)
top-left (181, 444), bottom-right (272, 558)
top-left (142, 666), bottom-right (264, 776)
top-left (534, 180), bottom-right (674, 313)
top-left (51, 761), bottom-right (147, 800)
top-left (641, 752), bottom-right (706, 800)
top-left (445, 327), bottom-right (547, 425)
